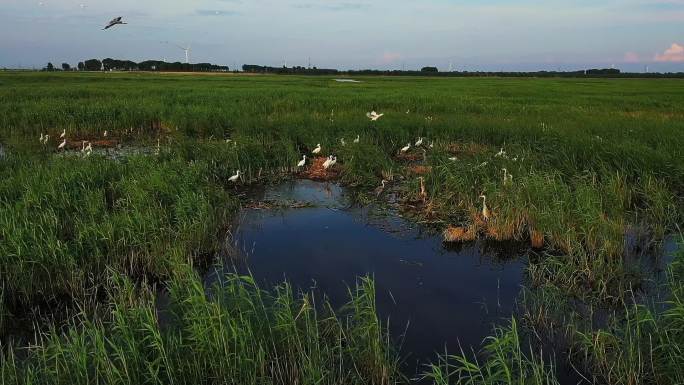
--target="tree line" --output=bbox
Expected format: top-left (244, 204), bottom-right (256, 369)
top-left (39, 60), bottom-right (684, 78)
top-left (42, 58), bottom-right (229, 72)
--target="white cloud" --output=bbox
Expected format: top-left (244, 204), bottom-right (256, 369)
top-left (654, 43), bottom-right (684, 62)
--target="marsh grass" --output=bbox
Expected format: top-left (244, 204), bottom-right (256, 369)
top-left (422, 318), bottom-right (559, 385)
top-left (0, 268), bottom-right (402, 385)
top-left (1, 72), bottom-right (683, 383)
top-left (0, 150), bottom-right (236, 310)
top-left (572, 242), bottom-right (684, 385)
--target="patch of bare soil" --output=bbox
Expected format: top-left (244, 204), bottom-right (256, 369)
top-left (299, 157), bottom-right (341, 181)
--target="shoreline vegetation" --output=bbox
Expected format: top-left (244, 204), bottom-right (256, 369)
top-left (1, 72), bottom-right (682, 384)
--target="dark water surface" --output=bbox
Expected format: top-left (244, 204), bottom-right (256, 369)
top-left (207, 180), bottom-right (528, 376)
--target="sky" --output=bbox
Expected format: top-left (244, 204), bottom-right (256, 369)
top-left (1, 0), bottom-right (683, 72)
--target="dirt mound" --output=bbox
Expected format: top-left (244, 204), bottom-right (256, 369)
top-left (299, 156), bottom-right (341, 181)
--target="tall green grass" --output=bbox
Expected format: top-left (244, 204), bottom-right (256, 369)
top-left (0, 149), bottom-right (236, 309)
top-left (573, 240), bottom-right (684, 385)
top-left (0, 268), bottom-right (402, 385)
top-left (1, 72), bottom-right (683, 383)
top-left (422, 318), bottom-right (559, 385)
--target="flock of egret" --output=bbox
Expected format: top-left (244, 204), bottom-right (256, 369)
top-left (38, 110), bottom-right (513, 221)
top-left (39, 129), bottom-right (108, 157)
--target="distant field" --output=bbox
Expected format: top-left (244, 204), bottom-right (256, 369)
top-left (1, 72), bottom-right (683, 384)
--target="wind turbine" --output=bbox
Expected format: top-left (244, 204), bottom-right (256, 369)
top-left (163, 41), bottom-right (191, 64)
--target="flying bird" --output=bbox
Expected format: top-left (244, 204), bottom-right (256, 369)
top-left (103, 17), bottom-right (127, 30)
top-left (367, 111), bottom-right (384, 121)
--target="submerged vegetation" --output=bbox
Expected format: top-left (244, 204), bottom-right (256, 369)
top-left (0, 71), bottom-right (683, 383)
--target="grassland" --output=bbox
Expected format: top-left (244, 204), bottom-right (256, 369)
top-left (0, 71), bottom-right (683, 384)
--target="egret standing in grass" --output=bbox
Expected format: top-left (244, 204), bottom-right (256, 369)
top-left (42, 134), bottom-right (49, 145)
top-left (312, 144), bottom-right (321, 154)
top-left (375, 180), bottom-right (387, 197)
top-left (354, 135), bottom-right (360, 144)
top-left (415, 137), bottom-right (423, 147)
top-left (340, 138), bottom-right (346, 146)
top-left (39, 133), bottom-right (44, 143)
top-left (419, 177), bottom-right (427, 202)
top-left (400, 143), bottom-right (411, 153)
top-left (297, 155), bottom-right (307, 168)
top-left (58, 138), bottom-right (66, 150)
top-left (502, 168), bottom-right (513, 185)
top-left (229, 170), bottom-right (241, 183)
top-left (323, 155), bottom-right (333, 169)
top-left (329, 156), bottom-right (337, 168)
top-left (479, 195), bottom-right (491, 221)
top-left (103, 130), bottom-right (108, 137)
top-left (60, 129), bottom-right (66, 139)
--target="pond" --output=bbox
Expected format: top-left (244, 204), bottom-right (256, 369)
top-left (207, 180), bottom-right (529, 376)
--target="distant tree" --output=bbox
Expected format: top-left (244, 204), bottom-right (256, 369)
top-left (77, 62), bottom-right (85, 71)
top-left (46, 62), bottom-right (55, 71)
top-left (61, 63), bottom-right (71, 71)
top-left (421, 66), bottom-right (438, 73)
top-left (84, 59), bottom-right (102, 71)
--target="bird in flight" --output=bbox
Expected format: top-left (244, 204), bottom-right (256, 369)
top-left (366, 111), bottom-right (384, 121)
top-left (103, 17), bottom-right (127, 30)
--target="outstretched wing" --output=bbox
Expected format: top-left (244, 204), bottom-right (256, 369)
top-left (103, 17), bottom-right (123, 30)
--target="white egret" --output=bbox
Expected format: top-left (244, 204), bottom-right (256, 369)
top-left (400, 143), bottom-right (411, 153)
top-left (366, 111), bottom-right (384, 121)
top-left (297, 155), bottom-right (307, 168)
top-left (323, 155), bottom-right (333, 169)
top-left (103, 130), bottom-right (108, 137)
top-left (502, 168), bottom-right (513, 185)
top-left (479, 195), bottom-right (491, 221)
top-left (42, 134), bottom-right (49, 144)
top-left (329, 156), bottom-right (337, 168)
top-left (419, 177), bottom-right (427, 202)
top-left (448, 157), bottom-right (458, 161)
top-left (58, 139), bottom-right (66, 150)
top-left (60, 129), bottom-right (66, 139)
top-left (353, 135), bottom-right (360, 144)
top-left (495, 147), bottom-right (506, 158)
top-left (39, 133), bottom-right (44, 143)
top-left (415, 137), bottom-right (423, 147)
top-left (375, 180), bottom-right (387, 197)
top-left (340, 138), bottom-right (346, 146)
top-left (228, 170), bottom-right (241, 183)
top-left (312, 144), bottom-right (321, 154)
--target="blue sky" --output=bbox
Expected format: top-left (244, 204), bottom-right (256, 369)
top-left (1, 0), bottom-right (683, 71)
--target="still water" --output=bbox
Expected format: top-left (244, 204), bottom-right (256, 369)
top-left (207, 180), bottom-right (528, 376)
